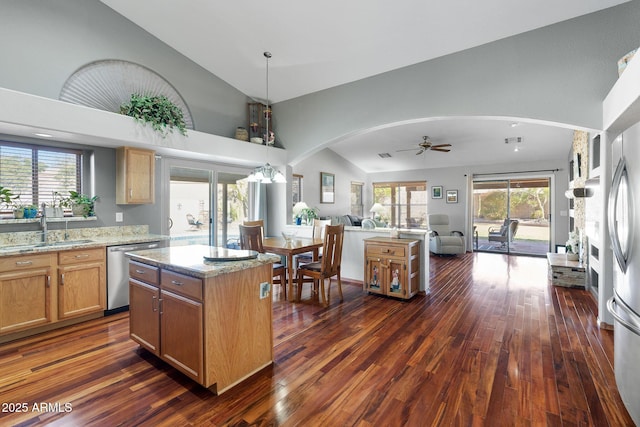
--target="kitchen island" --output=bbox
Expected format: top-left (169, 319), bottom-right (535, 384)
top-left (126, 245), bottom-right (279, 394)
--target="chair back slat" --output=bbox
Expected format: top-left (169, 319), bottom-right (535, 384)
top-left (239, 224), bottom-right (264, 253)
top-left (312, 219), bottom-right (331, 239)
top-left (321, 224), bottom-right (344, 276)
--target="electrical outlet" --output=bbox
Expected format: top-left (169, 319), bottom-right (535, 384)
top-left (260, 282), bottom-right (270, 299)
top-left (116, 212), bottom-right (123, 222)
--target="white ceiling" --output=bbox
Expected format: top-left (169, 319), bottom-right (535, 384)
top-left (21, 1), bottom-right (625, 172)
top-left (100, 0), bottom-right (627, 103)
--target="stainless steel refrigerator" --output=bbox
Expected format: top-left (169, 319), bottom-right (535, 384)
top-left (607, 121), bottom-right (640, 425)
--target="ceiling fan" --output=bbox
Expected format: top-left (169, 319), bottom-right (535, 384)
top-left (397, 136), bottom-right (452, 155)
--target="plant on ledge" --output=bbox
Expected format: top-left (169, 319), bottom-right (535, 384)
top-left (0, 186), bottom-right (17, 209)
top-left (61, 191), bottom-right (99, 217)
top-left (119, 93), bottom-right (187, 137)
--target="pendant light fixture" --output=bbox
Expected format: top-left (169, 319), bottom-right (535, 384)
top-left (247, 52), bottom-right (286, 184)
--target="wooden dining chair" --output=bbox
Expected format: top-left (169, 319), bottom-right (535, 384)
top-left (294, 218), bottom-right (331, 269)
top-left (296, 223), bottom-right (344, 306)
top-left (243, 219), bottom-right (264, 229)
top-left (238, 224), bottom-right (287, 299)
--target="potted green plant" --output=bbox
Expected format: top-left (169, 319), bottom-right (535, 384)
top-left (12, 199), bottom-right (25, 219)
top-left (299, 207), bottom-right (319, 225)
top-left (62, 191), bottom-right (98, 217)
top-left (0, 186), bottom-right (19, 218)
top-left (120, 93), bottom-right (187, 137)
top-left (23, 204), bottom-right (38, 219)
top-left (44, 191), bottom-right (64, 217)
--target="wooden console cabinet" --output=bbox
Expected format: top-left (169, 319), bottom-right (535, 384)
top-left (364, 237), bottom-right (420, 300)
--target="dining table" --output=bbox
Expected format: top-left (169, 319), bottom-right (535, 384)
top-left (262, 236), bottom-right (324, 302)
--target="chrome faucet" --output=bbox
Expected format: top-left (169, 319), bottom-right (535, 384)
top-left (40, 203), bottom-right (47, 243)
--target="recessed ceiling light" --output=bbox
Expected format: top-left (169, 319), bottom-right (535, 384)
top-left (378, 153), bottom-right (392, 158)
top-left (34, 133), bottom-right (53, 138)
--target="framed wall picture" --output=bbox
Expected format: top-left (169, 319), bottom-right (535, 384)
top-left (446, 190), bottom-right (458, 204)
top-left (321, 172), bottom-right (335, 203)
top-left (431, 186), bottom-right (443, 199)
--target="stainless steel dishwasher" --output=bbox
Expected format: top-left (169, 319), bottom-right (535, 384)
top-left (106, 241), bottom-right (163, 314)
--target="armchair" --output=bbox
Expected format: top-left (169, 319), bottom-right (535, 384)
top-left (488, 219), bottom-right (519, 247)
top-left (428, 214), bottom-right (466, 255)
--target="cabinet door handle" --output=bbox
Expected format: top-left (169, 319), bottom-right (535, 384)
top-left (135, 269), bottom-right (146, 274)
top-left (152, 295), bottom-right (158, 312)
top-left (15, 260), bottom-right (33, 266)
top-left (60, 273), bottom-right (65, 285)
top-left (159, 298), bottom-right (163, 315)
top-left (129, 188), bottom-right (133, 198)
top-left (382, 249), bottom-right (390, 253)
top-left (47, 275), bottom-right (51, 288)
top-left (74, 254), bottom-right (90, 259)
top-left (171, 280), bottom-right (183, 286)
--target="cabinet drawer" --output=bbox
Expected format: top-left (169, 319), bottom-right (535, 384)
top-left (129, 261), bottom-right (159, 286)
top-left (0, 253), bottom-right (52, 272)
top-left (161, 270), bottom-right (203, 301)
top-left (366, 244), bottom-right (406, 258)
top-left (59, 248), bottom-right (104, 265)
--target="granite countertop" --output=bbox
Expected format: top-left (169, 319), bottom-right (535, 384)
top-left (126, 245), bottom-right (280, 279)
top-left (0, 225), bottom-right (168, 256)
top-left (343, 226), bottom-right (428, 234)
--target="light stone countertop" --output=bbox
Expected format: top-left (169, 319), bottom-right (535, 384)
top-left (0, 225), bottom-right (168, 256)
top-left (126, 245), bottom-right (281, 279)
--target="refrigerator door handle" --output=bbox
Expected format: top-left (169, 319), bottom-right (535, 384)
top-left (608, 156), bottom-right (633, 273)
top-left (607, 294), bottom-right (640, 337)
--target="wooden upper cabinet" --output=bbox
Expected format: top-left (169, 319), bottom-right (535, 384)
top-left (116, 146), bottom-right (155, 204)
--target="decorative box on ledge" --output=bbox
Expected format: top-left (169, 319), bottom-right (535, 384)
top-left (547, 253), bottom-right (586, 288)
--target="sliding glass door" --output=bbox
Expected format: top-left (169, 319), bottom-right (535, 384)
top-left (164, 160), bottom-right (252, 248)
top-left (473, 177), bottom-right (551, 256)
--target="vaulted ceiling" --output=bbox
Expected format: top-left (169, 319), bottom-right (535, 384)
top-left (97, 1), bottom-right (629, 171)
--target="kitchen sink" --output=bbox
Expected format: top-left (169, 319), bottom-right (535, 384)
top-left (0, 239), bottom-right (95, 252)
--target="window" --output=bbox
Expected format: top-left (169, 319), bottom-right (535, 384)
top-left (0, 141), bottom-right (82, 209)
top-left (351, 181), bottom-right (363, 216)
top-left (292, 174), bottom-right (303, 205)
top-left (372, 181), bottom-right (428, 228)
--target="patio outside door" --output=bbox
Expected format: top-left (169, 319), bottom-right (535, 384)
top-left (166, 162), bottom-right (251, 248)
top-left (473, 177), bottom-right (551, 256)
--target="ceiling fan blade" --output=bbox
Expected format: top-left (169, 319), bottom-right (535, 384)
top-left (415, 149), bottom-right (425, 155)
top-left (396, 148), bottom-right (419, 152)
top-left (431, 143), bottom-right (452, 148)
top-left (430, 147), bottom-right (451, 152)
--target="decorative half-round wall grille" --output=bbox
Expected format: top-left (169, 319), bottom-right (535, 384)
top-left (59, 59), bottom-right (194, 129)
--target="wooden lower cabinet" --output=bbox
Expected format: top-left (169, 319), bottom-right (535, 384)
top-left (160, 290), bottom-right (203, 382)
top-left (129, 259), bottom-right (273, 394)
top-left (129, 279), bottom-right (160, 355)
top-left (0, 253), bottom-right (54, 334)
top-left (0, 248), bottom-right (106, 342)
top-left (364, 237), bottom-right (420, 300)
top-left (58, 248), bottom-right (106, 319)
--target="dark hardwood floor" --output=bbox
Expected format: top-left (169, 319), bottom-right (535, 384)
top-left (0, 253), bottom-right (634, 426)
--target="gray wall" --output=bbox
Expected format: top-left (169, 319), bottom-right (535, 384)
top-left (0, 0), bottom-right (633, 239)
top-left (0, 0), bottom-right (248, 137)
top-left (275, 2), bottom-right (640, 162)
top-left (0, 134), bottom-right (164, 234)
top-left (292, 148), bottom-right (368, 219)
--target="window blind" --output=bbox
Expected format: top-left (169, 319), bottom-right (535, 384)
top-left (0, 141), bottom-right (82, 207)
